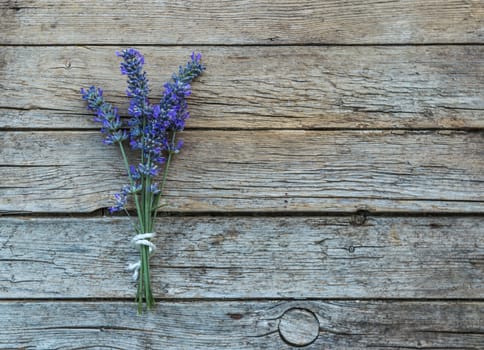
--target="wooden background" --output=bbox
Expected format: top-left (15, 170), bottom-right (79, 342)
top-left (1, 1), bottom-right (483, 349)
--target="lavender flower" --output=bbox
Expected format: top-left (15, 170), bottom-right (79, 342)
top-left (110, 185), bottom-right (129, 214)
top-left (116, 48), bottom-right (152, 149)
top-left (80, 86), bottom-right (127, 145)
top-left (114, 49), bottom-right (205, 177)
top-left (80, 49), bottom-right (205, 312)
top-left (110, 183), bottom-right (144, 213)
top-left (109, 49), bottom-right (205, 214)
top-left (160, 52), bottom-right (205, 133)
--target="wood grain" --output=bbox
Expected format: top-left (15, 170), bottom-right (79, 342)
top-left (279, 308), bottom-right (320, 346)
top-left (1, 1), bottom-right (483, 45)
top-left (1, 300), bottom-right (483, 349)
top-left (1, 130), bottom-right (482, 213)
top-left (1, 46), bottom-right (483, 129)
top-left (1, 216), bottom-right (482, 299)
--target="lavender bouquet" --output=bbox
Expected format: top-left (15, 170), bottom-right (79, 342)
top-left (81, 49), bottom-right (205, 312)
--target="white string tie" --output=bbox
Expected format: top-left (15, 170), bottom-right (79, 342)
top-left (127, 232), bottom-right (156, 281)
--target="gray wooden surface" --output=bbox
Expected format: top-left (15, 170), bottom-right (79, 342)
top-left (1, 130), bottom-right (483, 213)
top-left (1, 46), bottom-right (483, 130)
top-left (0, 0), bottom-right (483, 349)
top-left (1, 0), bottom-right (482, 44)
top-left (2, 216), bottom-right (482, 299)
top-left (2, 301), bottom-right (483, 349)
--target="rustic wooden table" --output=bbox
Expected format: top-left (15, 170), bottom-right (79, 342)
top-left (1, 1), bottom-right (483, 349)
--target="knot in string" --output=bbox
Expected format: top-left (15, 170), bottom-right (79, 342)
top-left (127, 232), bottom-right (156, 281)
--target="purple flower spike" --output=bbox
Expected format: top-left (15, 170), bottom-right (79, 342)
top-left (80, 86), bottom-right (126, 145)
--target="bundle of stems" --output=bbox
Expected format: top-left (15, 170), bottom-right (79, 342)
top-left (81, 49), bottom-right (205, 312)
top-left (118, 132), bottom-right (176, 311)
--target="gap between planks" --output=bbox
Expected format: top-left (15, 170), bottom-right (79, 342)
top-left (2, 43), bottom-right (484, 47)
top-left (2, 127), bottom-right (483, 132)
top-left (2, 297), bottom-right (484, 303)
top-left (2, 211), bottom-right (484, 218)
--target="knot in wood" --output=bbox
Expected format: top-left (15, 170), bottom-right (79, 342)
top-left (351, 210), bottom-right (368, 225)
top-left (278, 308), bottom-right (320, 347)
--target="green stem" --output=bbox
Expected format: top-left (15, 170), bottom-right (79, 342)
top-left (160, 152), bottom-right (173, 194)
top-left (153, 132), bottom-right (177, 221)
top-left (144, 156), bottom-right (152, 232)
top-left (136, 264), bottom-right (143, 314)
top-left (141, 245), bottom-right (153, 308)
top-left (121, 129), bottom-right (178, 311)
top-left (141, 160), bottom-right (155, 309)
top-left (136, 133), bottom-right (178, 310)
top-left (118, 142), bottom-right (143, 231)
top-left (162, 132), bottom-right (177, 193)
top-left (118, 141), bottom-right (155, 311)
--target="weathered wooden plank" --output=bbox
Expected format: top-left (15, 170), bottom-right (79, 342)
top-left (1, 216), bottom-right (482, 298)
top-left (1, 301), bottom-right (483, 349)
top-left (0, 130), bottom-right (482, 213)
top-left (1, 0), bottom-right (483, 45)
top-left (1, 46), bottom-right (483, 129)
